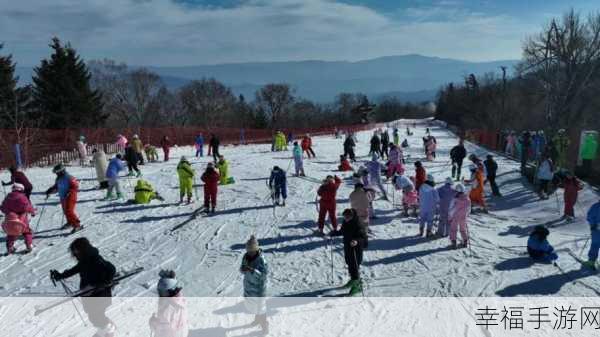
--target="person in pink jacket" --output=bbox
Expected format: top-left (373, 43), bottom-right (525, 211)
top-left (386, 144), bottom-right (405, 178)
top-left (449, 183), bottom-right (471, 249)
top-left (1, 183), bottom-right (35, 254)
top-left (116, 134), bottom-right (128, 150)
top-left (150, 270), bottom-right (188, 337)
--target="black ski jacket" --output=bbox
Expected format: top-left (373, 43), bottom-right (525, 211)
top-left (60, 247), bottom-right (117, 297)
top-left (450, 145), bottom-right (467, 162)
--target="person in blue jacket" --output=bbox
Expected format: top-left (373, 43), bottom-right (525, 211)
top-left (195, 133), bottom-right (204, 158)
top-left (527, 225), bottom-right (558, 263)
top-left (268, 166), bottom-right (287, 206)
top-left (104, 154), bottom-right (126, 200)
top-left (584, 199), bottom-right (600, 269)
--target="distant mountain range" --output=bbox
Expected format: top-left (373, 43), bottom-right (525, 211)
top-left (15, 54), bottom-right (518, 103)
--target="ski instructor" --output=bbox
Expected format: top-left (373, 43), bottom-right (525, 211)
top-left (50, 237), bottom-right (117, 337)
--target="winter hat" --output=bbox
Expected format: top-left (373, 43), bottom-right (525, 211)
top-left (12, 183), bottom-right (25, 192)
top-left (426, 174), bottom-right (435, 183)
top-left (273, 166), bottom-right (280, 171)
top-left (180, 156), bottom-right (188, 162)
top-left (486, 154), bottom-right (493, 159)
top-left (455, 183), bottom-right (466, 193)
top-left (133, 134), bottom-right (139, 139)
top-left (116, 154), bottom-right (123, 160)
top-left (445, 177), bottom-right (453, 185)
top-left (207, 162), bottom-right (215, 169)
top-left (532, 225), bottom-right (550, 239)
top-left (52, 164), bottom-right (66, 174)
top-left (414, 161), bottom-right (422, 168)
top-left (157, 270), bottom-right (180, 297)
top-left (246, 235), bottom-right (259, 253)
top-left (371, 154), bottom-right (379, 161)
top-left (469, 164), bottom-right (477, 172)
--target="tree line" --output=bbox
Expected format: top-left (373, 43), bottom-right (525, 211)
top-left (0, 38), bottom-right (433, 132)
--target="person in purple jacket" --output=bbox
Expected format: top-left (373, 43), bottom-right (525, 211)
top-left (436, 177), bottom-right (457, 237)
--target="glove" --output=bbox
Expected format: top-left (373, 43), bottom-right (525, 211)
top-left (50, 269), bottom-right (62, 281)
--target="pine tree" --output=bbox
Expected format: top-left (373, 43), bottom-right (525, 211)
top-left (0, 43), bottom-right (18, 122)
top-left (32, 37), bottom-right (105, 128)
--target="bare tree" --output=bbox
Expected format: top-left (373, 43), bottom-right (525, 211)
top-left (255, 84), bottom-right (294, 128)
top-left (179, 78), bottom-right (237, 127)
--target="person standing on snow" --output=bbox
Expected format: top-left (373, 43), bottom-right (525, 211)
top-left (349, 182), bottom-right (374, 231)
top-left (414, 161), bottom-right (426, 192)
top-left (177, 156), bottom-right (195, 204)
top-left (50, 238), bottom-right (117, 337)
top-left (76, 136), bottom-right (88, 167)
top-left (536, 154), bottom-right (554, 200)
top-left (386, 144), bottom-right (404, 178)
top-left (124, 143), bottom-right (142, 177)
top-left (418, 174), bottom-right (440, 238)
top-left (436, 177), bottom-right (456, 237)
top-left (484, 154), bottom-right (501, 197)
top-left (209, 134), bottom-right (221, 162)
top-left (45, 164), bottom-right (82, 234)
top-left (160, 136), bottom-right (172, 162)
top-left (269, 166), bottom-right (287, 206)
top-left (240, 235), bottom-right (269, 334)
top-left (317, 175), bottom-right (342, 235)
top-left (1, 183), bottom-right (35, 254)
top-left (450, 140), bottom-right (467, 181)
top-left (201, 163), bottom-right (220, 214)
top-left (301, 134), bottom-right (316, 159)
top-left (584, 199), bottom-right (600, 269)
top-left (527, 226), bottom-right (558, 263)
top-left (369, 131), bottom-right (382, 158)
top-left (519, 131), bottom-right (532, 174)
top-left (131, 134), bottom-right (145, 165)
top-left (343, 133), bottom-right (356, 162)
top-left (393, 128), bottom-right (400, 146)
top-left (366, 154), bottom-right (388, 200)
top-left (465, 163), bottom-right (487, 213)
top-left (380, 130), bottom-right (390, 160)
top-left (2, 166), bottom-right (33, 200)
top-left (116, 134), bottom-right (128, 151)
top-left (91, 149), bottom-right (109, 189)
top-left (553, 129), bottom-right (570, 171)
top-left (292, 142), bottom-right (305, 177)
top-left (394, 174), bottom-right (418, 217)
top-left (149, 270), bottom-right (188, 337)
top-left (340, 208), bottom-right (368, 296)
top-left (104, 154), bottom-right (126, 200)
top-left (448, 183), bottom-right (471, 249)
top-left (195, 133), bottom-right (204, 158)
top-left (560, 171), bottom-right (583, 221)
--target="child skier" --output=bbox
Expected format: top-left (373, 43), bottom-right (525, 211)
top-left (134, 180), bottom-right (164, 204)
top-left (50, 238), bottom-right (117, 337)
top-left (161, 136), bottom-right (172, 162)
top-left (269, 166), bottom-right (287, 206)
top-left (195, 133), bottom-right (204, 157)
top-left (292, 142), bottom-right (305, 177)
top-left (341, 208), bottom-right (368, 296)
top-left (177, 156), bottom-right (195, 204)
top-left (302, 134), bottom-right (315, 158)
top-left (437, 177), bottom-right (456, 237)
top-left (537, 154), bottom-right (554, 199)
top-left (2, 166), bottom-right (33, 199)
top-left (76, 136), bottom-right (88, 167)
top-left (418, 174), bottom-right (440, 237)
top-left (450, 140), bottom-right (467, 181)
top-left (414, 161), bottom-right (426, 192)
top-left (104, 154), bottom-right (126, 200)
top-left (527, 225), bottom-right (558, 263)
top-left (465, 163), bottom-right (487, 213)
top-left (369, 132), bottom-right (382, 158)
top-left (91, 149), bottom-right (109, 189)
top-left (343, 133), bottom-right (356, 162)
top-left (131, 134), bottom-right (145, 165)
top-left (45, 164), bottom-right (82, 234)
top-left (116, 134), bottom-right (128, 151)
top-left (240, 235), bottom-right (269, 334)
top-left (338, 155), bottom-right (353, 172)
top-left (394, 174), bottom-right (418, 217)
top-left (150, 270), bottom-right (188, 337)
top-left (209, 134), bottom-right (220, 162)
top-left (393, 128), bottom-right (400, 145)
top-left (386, 144), bottom-right (404, 178)
top-left (201, 163), bottom-right (220, 213)
top-left (317, 175), bottom-right (342, 235)
top-left (561, 171), bottom-right (584, 221)
top-left (216, 155), bottom-right (232, 185)
top-left (349, 182), bottom-right (373, 230)
top-left (366, 154), bottom-right (388, 200)
top-left (584, 199), bottom-right (600, 269)
top-left (144, 145), bottom-right (159, 163)
top-left (449, 183), bottom-right (471, 249)
top-left (125, 143), bottom-right (142, 177)
top-left (1, 183), bottom-right (35, 254)
top-left (484, 154), bottom-right (501, 197)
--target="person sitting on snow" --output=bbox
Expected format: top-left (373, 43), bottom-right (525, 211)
top-left (1, 183), bottom-right (35, 254)
top-left (177, 156), bottom-right (195, 204)
top-left (149, 270), bottom-right (188, 337)
top-left (449, 183), bottom-right (471, 249)
top-left (134, 179), bottom-right (164, 204)
top-left (292, 142), bottom-right (305, 177)
top-left (216, 155), bottom-right (233, 185)
top-left (269, 166), bottom-right (287, 206)
top-left (144, 144), bottom-right (159, 163)
top-left (418, 174), bottom-right (440, 238)
top-left (527, 225), bottom-right (558, 263)
top-left (338, 155), bottom-right (353, 172)
top-left (437, 177), bottom-right (457, 237)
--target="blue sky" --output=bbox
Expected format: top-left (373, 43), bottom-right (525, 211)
top-left (0, 0), bottom-right (596, 66)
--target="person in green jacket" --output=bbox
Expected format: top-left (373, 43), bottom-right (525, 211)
top-left (553, 129), bottom-right (570, 170)
top-left (217, 155), bottom-right (231, 185)
top-left (581, 132), bottom-right (599, 176)
top-left (177, 156), bottom-right (195, 204)
top-left (134, 179), bottom-right (163, 204)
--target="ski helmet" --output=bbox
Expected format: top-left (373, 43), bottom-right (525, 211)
top-left (455, 183), bottom-right (466, 193)
top-left (157, 270), bottom-right (180, 297)
top-left (246, 235), bottom-right (259, 253)
top-left (52, 164), bottom-right (66, 174)
top-left (445, 177), bottom-right (453, 185)
top-left (426, 174), bottom-right (435, 183)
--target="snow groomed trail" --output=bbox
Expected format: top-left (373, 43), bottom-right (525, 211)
top-left (0, 119), bottom-right (599, 299)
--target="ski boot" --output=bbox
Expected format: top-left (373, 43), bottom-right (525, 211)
top-left (343, 279), bottom-right (359, 289)
top-left (459, 241), bottom-right (468, 248)
top-left (70, 226), bottom-right (84, 235)
top-left (583, 260), bottom-right (597, 270)
top-left (61, 223), bottom-right (71, 230)
top-left (282, 200), bottom-right (286, 207)
top-left (348, 280), bottom-right (363, 296)
top-left (24, 245), bottom-right (33, 254)
top-left (418, 227), bottom-right (424, 237)
top-left (102, 192), bottom-right (114, 201)
top-left (450, 240), bottom-right (457, 250)
top-left (127, 171), bottom-right (135, 177)
top-left (329, 229), bottom-right (341, 237)
top-left (426, 230), bottom-right (434, 238)
top-left (6, 247), bottom-right (16, 255)
top-left (136, 171), bottom-right (142, 178)
top-left (210, 207), bottom-right (216, 214)
top-left (187, 196), bottom-right (193, 204)
top-left (116, 192), bottom-right (123, 200)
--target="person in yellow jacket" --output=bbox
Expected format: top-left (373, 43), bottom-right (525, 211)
top-left (134, 179), bottom-right (163, 204)
top-left (216, 155), bottom-right (233, 185)
top-left (131, 134), bottom-right (145, 165)
top-left (553, 129), bottom-right (570, 170)
top-left (177, 156), bottom-right (195, 204)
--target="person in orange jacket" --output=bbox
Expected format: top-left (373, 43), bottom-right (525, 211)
top-left (45, 164), bottom-right (82, 234)
top-left (414, 161), bottom-right (426, 192)
top-left (317, 175), bottom-right (342, 235)
top-left (465, 163), bottom-right (487, 212)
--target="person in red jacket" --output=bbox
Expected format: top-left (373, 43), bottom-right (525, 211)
top-left (1, 183), bottom-right (35, 254)
top-left (201, 163), bottom-right (220, 214)
top-left (317, 175), bottom-right (342, 234)
top-left (161, 136), bottom-right (172, 162)
top-left (338, 155), bottom-right (353, 172)
top-left (2, 166), bottom-right (33, 200)
top-left (301, 134), bottom-right (316, 159)
top-left (561, 172), bottom-right (584, 220)
top-left (414, 161), bottom-right (426, 192)
top-left (45, 164), bottom-right (81, 233)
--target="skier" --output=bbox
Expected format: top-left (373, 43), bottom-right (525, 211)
top-left (50, 238), bottom-right (117, 337)
top-left (149, 270), bottom-right (188, 337)
top-left (1, 183), bottom-right (35, 254)
top-left (449, 183), bottom-right (471, 249)
top-left (584, 199), bottom-right (600, 269)
top-left (216, 155), bottom-right (231, 185)
top-left (338, 155), bottom-right (353, 172)
top-left (519, 131), bottom-right (531, 174)
top-left (302, 134), bottom-right (315, 158)
top-left (343, 133), bottom-right (356, 162)
top-left (505, 132), bottom-right (516, 157)
top-left (240, 235), bottom-right (269, 334)
top-left (209, 134), bottom-right (221, 162)
top-left (536, 154), bottom-right (554, 199)
top-left (414, 161), bottom-right (426, 192)
top-left (386, 144), bottom-right (404, 178)
top-left (366, 154), bottom-right (388, 200)
top-left (201, 163), bottom-right (220, 213)
top-left (177, 156), bottom-right (195, 204)
top-left (268, 166), bottom-right (287, 206)
top-left (2, 166), bottom-right (33, 200)
top-left (292, 142), bottom-right (305, 177)
top-left (161, 136), bottom-right (172, 162)
top-left (380, 130), bottom-right (390, 160)
top-left (116, 134), bottom-right (128, 151)
top-left (104, 154), bottom-right (126, 200)
top-left (144, 144), bottom-right (159, 163)
top-left (195, 133), bottom-right (204, 158)
top-left (418, 174), bottom-right (440, 237)
top-left (45, 164), bottom-right (82, 233)
top-left (484, 154), bottom-right (501, 197)
top-left (465, 163), bottom-right (487, 213)
top-left (426, 137), bottom-right (436, 161)
top-left (317, 175), bottom-right (342, 234)
top-left (527, 225), bottom-right (558, 263)
top-left (369, 131), bottom-right (382, 157)
top-left (134, 180), bottom-right (164, 204)
top-left (349, 182), bottom-right (374, 230)
top-left (76, 136), bottom-right (88, 167)
top-left (394, 174), bottom-right (418, 217)
top-left (450, 140), bottom-right (467, 181)
top-left (91, 149), bottom-right (109, 189)
top-left (436, 177), bottom-right (456, 237)
top-left (553, 129), bottom-right (570, 170)
top-left (131, 134), bottom-right (145, 165)
top-left (124, 143), bottom-right (142, 177)
top-left (393, 128), bottom-right (400, 145)
top-left (560, 171), bottom-right (583, 221)
top-left (340, 208), bottom-right (368, 296)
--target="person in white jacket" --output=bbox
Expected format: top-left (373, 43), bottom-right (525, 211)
top-left (91, 149), bottom-right (108, 189)
top-left (537, 154), bottom-right (554, 199)
top-left (149, 270), bottom-right (189, 337)
top-left (419, 174), bottom-right (440, 237)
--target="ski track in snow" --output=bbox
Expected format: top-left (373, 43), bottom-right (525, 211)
top-left (0, 119), bottom-right (599, 299)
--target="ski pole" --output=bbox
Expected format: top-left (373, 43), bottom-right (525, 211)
top-left (34, 205), bottom-right (46, 233)
top-left (1, 184), bottom-right (6, 198)
top-left (193, 176), bottom-right (199, 201)
top-left (329, 236), bottom-right (334, 285)
top-left (352, 247), bottom-right (365, 297)
top-left (554, 190), bottom-right (561, 215)
top-left (58, 279), bottom-right (87, 327)
top-left (579, 237), bottom-right (590, 259)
